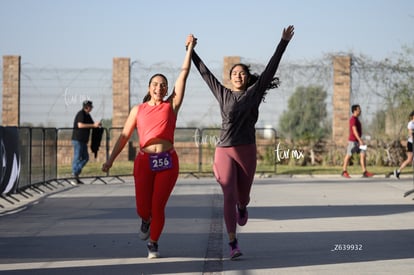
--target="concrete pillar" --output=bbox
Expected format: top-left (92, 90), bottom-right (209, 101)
top-left (2, 56), bottom-right (21, 126)
top-left (332, 56), bottom-right (351, 147)
top-left (223, 56), bottom-right (241, 89)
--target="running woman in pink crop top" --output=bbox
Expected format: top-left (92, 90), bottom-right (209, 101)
top-left (102, 34), bottom-right (197, 259)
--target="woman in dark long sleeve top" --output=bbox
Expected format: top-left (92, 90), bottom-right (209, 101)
top-left (192, 25), bottom-right (294, 259)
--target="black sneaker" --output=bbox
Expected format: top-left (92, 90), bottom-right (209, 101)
top-left (147, 242), bottom-right (160, 259)
top-left (139, 220), bottom-right (150, 240)
top-left (237, 206), bottom-right (248, 226)
top-left (393, 169), bottom-right (400, 179)
top-left (229, 238), bottom-right (242, 260)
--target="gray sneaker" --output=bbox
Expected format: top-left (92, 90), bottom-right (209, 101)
top-left (139, 220), bottom-right (150, 240)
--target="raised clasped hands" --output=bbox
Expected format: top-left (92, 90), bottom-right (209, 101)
top-left (186, 34), bottom-right (197, 49)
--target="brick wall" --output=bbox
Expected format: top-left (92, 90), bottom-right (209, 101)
top-left (2, 56), bottom-right (21, 126)
top-left (112, 57), bottom-right (130, 127)
top-left (332, 56), bottom-right (351, 147)
top-left (112, 58), bottom-right (130, 161)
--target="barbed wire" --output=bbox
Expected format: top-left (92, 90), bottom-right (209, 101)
top-left (1, 54), bottom-right (413, 132)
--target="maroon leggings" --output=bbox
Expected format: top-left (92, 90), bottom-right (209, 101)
top-left (133, 149), bottom-right (179, 242)
top-left (213, 144), bottom-right (257, 234)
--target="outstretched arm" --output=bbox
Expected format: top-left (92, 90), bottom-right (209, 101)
top-left (282, 25), bottom-right (295, 41)
top-left (191, 49), bottom-right (227, 104)
top-left (78, 121), bottom-right (101, 128)
top-left (168, 34), bottom-right (197, 114)
top-left (101, 106), bottom-right (138, 172)
top-left (252, 25), bottom-right (295, 96)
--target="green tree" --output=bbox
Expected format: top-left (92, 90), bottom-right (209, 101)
top-left (354, 44), bottom-right (414, 139)
top-left (279, 85), bottom-right (328, 141)
top-left (369, 108), bottom-right (386, 138)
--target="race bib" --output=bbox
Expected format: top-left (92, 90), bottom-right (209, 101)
top-left (149, 151), bottom-right (173, 171)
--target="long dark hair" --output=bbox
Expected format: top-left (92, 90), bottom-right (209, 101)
top-left (229, 63), bottom-right (280, 101)
top-left (142, 73), bottom-right (168, 103)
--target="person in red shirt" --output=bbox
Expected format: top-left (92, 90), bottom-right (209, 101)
top-left (341, 104), bottom-right (374, 178)
top-left (102, 34), bottom-right (196, 259)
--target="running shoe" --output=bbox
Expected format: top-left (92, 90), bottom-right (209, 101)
top-left (147, 242), bottom-right (160, 259)
top-left (139, 220), bottom-right (150, 240)
top-left (341, 171), bottom-right (351, 178)
top-left (229, 239), bottom-right (242, 260)
top-left (362, 171), bottom-right (374, 178)
top-left (393, 169), bottom-right (400, 179)
top-left (237, 206), bottom-right (248, 226)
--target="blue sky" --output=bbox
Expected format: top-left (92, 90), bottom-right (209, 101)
top-left (1, 0), bottom-right (413, 69)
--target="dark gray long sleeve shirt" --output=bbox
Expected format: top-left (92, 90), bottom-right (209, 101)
top-left (191, 38), bottom-right (290, 147)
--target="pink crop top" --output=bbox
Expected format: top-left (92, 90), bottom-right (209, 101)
top-left (136, 101), bottom-right (176, 148)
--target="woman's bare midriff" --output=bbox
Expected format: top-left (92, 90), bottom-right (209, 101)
top-left (141, 138), bottom-right (173, 154)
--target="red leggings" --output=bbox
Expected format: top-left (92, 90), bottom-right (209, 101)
top-left (213, 144), bottom-right (257, 234)
top-left (133, 149), bottom-right (179, 242)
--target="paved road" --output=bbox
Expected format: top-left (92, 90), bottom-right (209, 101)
top-left (1, 175), bottom-right (414, 274)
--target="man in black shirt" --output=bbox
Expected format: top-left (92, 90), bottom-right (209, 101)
top-left (71, 100), bottom-right (101, 183)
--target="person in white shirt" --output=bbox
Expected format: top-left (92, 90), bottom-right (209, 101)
top-left (394, 110), bottom-right (414, 179)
